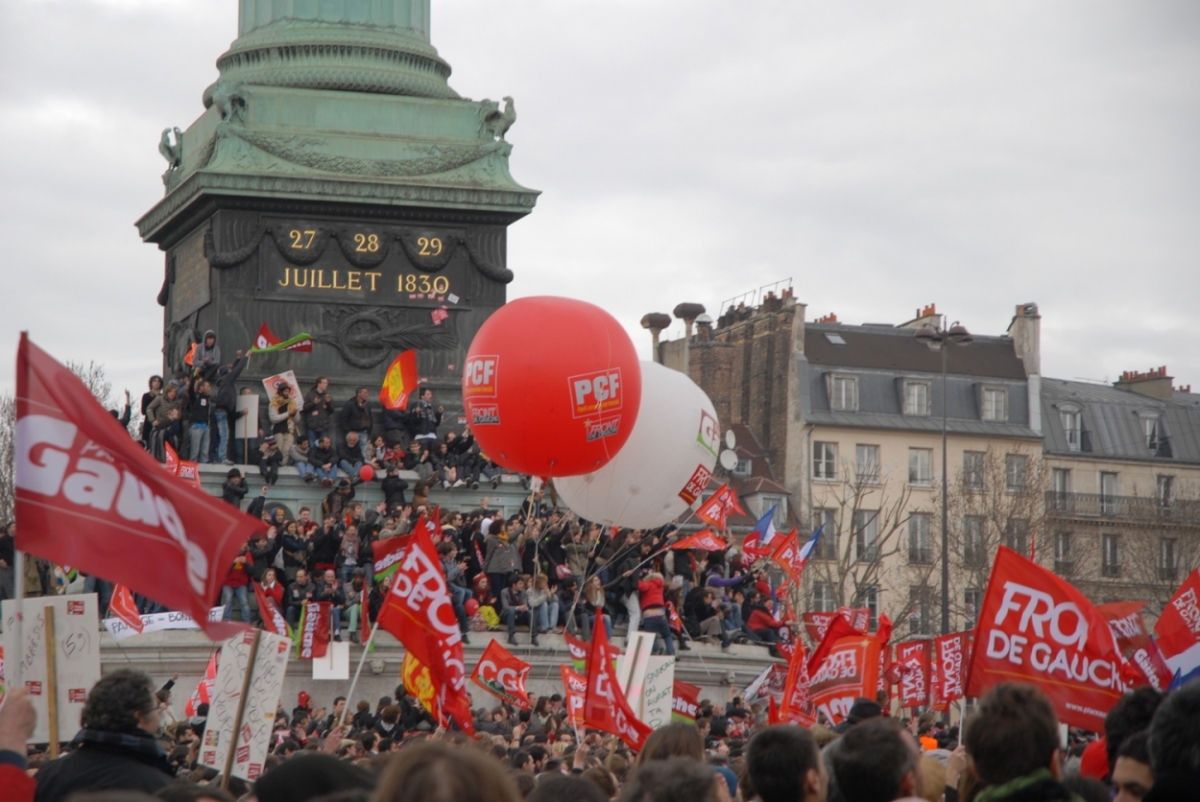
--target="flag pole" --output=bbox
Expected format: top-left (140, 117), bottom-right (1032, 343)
top-left (338, 619), bottom-right (382, 729)
top-left (11, 550), bottom-right (24, 690)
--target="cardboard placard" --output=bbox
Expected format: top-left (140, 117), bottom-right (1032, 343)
top-left (234, 394), bottom-right (260, 440)
top-left (2, 594), bottom-right (102, 743)
top-left (312, 640), bottom-right (351, 680)
top-left (639, 656), bottom-right (676, 728)
top-left (199, 629), bottom-right (291, 781)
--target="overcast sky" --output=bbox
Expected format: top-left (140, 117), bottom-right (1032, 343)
top-left (2, 0), bottom-right (1198, 399)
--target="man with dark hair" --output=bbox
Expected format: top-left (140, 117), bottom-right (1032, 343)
top-left (830, 718), bottom-right (919, 802)
top-left (617, 756), bottom-right (722, 802)
top-left (337, 387), bottom-right (373, 461)
top-left (1104, 687), bottom-right (1164, 777)
top-left (35, 669), bottom-right (175, 801)
top-left (1112, 730), bottom-right (1153, 802)
top-left (964, 682), bottom-right (1074, 802)
top-left (746, 725), bottom-right (827, 802)
top-left (1145, 678), bottom-right (1200, 802)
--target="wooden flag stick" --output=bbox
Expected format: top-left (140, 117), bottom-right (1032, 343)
top-left (221, 629), bottom-right (261, 790)
top-left (44, 605), bottom-right (59, 759)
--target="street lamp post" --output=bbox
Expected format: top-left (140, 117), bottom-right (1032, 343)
top-left (915, 319), bottom-right (972, 635)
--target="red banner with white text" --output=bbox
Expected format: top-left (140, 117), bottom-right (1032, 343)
top-left (964, 547), bottom-right (1126, 731)
top-left (562, 666), bottom-right (587, 727)
top-left (930, 632), bottom-right (972, 711)
top-left (471, 639), bottom-right (531, 710)
top-left (14, 335), bottom-right (259, 640)
top-left (583, 620), bottom-right (652, 750)
top-left (809, 636), bottom-right (882, 725)
top-left (894, 640), bottom-right (930, 708)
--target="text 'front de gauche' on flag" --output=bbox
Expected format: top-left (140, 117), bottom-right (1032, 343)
top-left (15, 334), bottom-right (261, 641)
top-left (965, 546), bottom-right (1127, 731)
top-left (1152, 568), bottom-right (1200, 685)
top-left (376, 520), bottom-right (474, 734)
top-left (250, 323), bottom-right (313, 353)
top-left (379, 349), bottom-right (419, 411)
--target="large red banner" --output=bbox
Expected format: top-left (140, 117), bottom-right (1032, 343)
top-left (583, 619), bottom-right (652, 750)
top-left (14, 335), bottom-right (259, 640)
top-left (1153, 569), bottom-right (1200, 682)
top-left (809, 636), bottom-right (882, 724)
top-left (780, 639), bottom-right (816, 726)
top-left (471, 639), bottom-right (532, 710)
top-left (965, 546), bottom-right (1126, 731)
top-left (377, 523), bottom-right (474, 734)
top-left (298, 602), bottom-right (330, 659)
top-left (1097, 601), bottom-right (1172, 691)
top-left (894, 640), bottom-right (930, 708)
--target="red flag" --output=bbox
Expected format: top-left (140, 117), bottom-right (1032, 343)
top-left (809, 636), bottom-right (882, 725)
top-left (672, 680), bottom-right (701, 723)
top-left (767, 695), bottom-right (780, 725)
top-left (669, 529), bottom-right (727, 552)
top-left (695, 483), bottom-right (745, 529)
top-left (471, 639), bottom-right (532, 709)
top-left (964, 546), bottom-right (1126, 731)
top-left (253, 582), bottom-right (290, 637)
top-left (565, 631), bottom-right (619, 674)
top-left (109, 584), bottom-right (144, 634)
top-left (164, 442), bottom-right (179, 474)
top-left (781, 639), bottom-right (816, 726)
top-left (1128, 638), bottom-right (1174, 691)
top-left (185, 651), bottom-right (219, 716)
top-left (379, 349), bottom-right (419, 411)
top-left (808, 614), bottom-right (861, 674)
top-left (1152, 569), bottom-right (1200, 677)
top-left (769, 530), bottom-right (805, 583)
top-left (14, 335), bottom-right (258, 640)
top-left (930, 632), bottom-right (972, 710)
top-left (372, 535), bottom-right (409, 584)
top-left (376, 522), bottom-right (474, 734)
top-left (1098, 601), bottom-right (1152, 653)
top-left (298, 601), bottom-right (331, 659)
top-left (583, 616), bottom-right (652, 750)
top-left (894, 640), bottom-right (930, 708)
top-left (561, 666), bottom-right (588, 727)
top-left (805, 607), bottom-right (871, 644)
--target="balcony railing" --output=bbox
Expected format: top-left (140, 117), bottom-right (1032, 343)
top-left (1046, 492), bottom-right (1200, 524)
top-left (1055, 560), bottom-right (1075, 577)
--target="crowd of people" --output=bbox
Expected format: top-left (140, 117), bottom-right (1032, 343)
top-left (2, 665), bottom-right (1197, 802)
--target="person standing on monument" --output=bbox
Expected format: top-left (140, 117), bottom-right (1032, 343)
top-left (338, 386), bottom-right (374, 461)
top-left (187, 375), bottom-right (213, 463)
top-left (192, 329), bottom-right (222, 379)
top-left (408, 386), bottom-right (444, 453)
top-left (269, 382), bottom-right (300, 463)
top-left (211, 350), bottom-right (248, 464)
top-left (304, 376), bottom-right (335, 449)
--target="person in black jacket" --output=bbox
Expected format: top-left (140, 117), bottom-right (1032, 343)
top-left (310, 434), bottom-right (338, 487)
top-left (187, 376), bottom-right (213, 462)
top-left (407, 387), bottom-right (443, 452)
top-left (337, 388), bottom-right (373, 461)
top-left (221, 468), bottom-right (249, 507)
top-left (211, 351), bottom-right (248, 464)
top-left (303, 376), bottom-right (335, 449)
top-left (139, 375), bottom-right (163, 447)
top-left (34, 669), bottom-right (175, 801)
top-left (315, 568), bottom-right (347, 641)
top-left (381, 466), bottom-right (409, 509)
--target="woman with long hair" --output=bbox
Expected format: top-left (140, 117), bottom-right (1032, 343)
top-left (583, 574), bottom-right (611, 639)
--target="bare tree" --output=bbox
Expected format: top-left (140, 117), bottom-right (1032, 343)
top-left (803, 454), bottom-right (916, 627)
top-left (0, 361), bottom-right (137, 522)
top-left (938, 445), bottom-right (1049, 630)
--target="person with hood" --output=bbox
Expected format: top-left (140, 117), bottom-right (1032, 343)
top-left (192, 329), bottom-right (222, 378)
top-left (221, 467), bottom-right (249, 507)
top-left (34, 670), bottom-right (176, 801)
top-left (268, 382), bottom-right (300, 464)
top-left (211, 350), bottom-right (248, 464)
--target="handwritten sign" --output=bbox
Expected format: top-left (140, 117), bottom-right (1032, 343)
top-left (103, 607), bottom-right (224, 640)
top-left (639, 656), bottom-right (676, 728)
top-left (200, 630), bottom-right (290, 781)
top-left (2, 594), bottom-right (101, 743)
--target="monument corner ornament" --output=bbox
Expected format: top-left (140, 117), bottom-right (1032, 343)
top-left (138, 0), bottom-right (538, 409)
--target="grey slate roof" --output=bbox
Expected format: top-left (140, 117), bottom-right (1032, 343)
top-left (1041, 378), bottom-right (1200, 465)
top-left (806, 323), bottom-right (1028, 380)
top-left (800, 323), bottom-right (1038, 438)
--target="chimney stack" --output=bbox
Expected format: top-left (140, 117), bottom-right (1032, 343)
top-left (1115, 366), bottom-right (1175, 401)
top-left (640, 312), bottom-right (672, 364)
top-left (673, 302), bottom-right (706, 376)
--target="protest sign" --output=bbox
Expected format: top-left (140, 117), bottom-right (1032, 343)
top-left (200, 629), bottom-right (291, 781)
top-left (234, 394), bottom-right (258, 441)
top-left (639, 656), bottom-right (676, 728)
top-left (103, 607), bottom-right (223, 640)
top-left (2, 594), bottom-right (101, 744)
top-left (312, 641), bottom-right (350, 680)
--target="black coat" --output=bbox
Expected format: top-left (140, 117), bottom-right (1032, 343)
top-left (337, 398), bottom-right (372, 434)
top-left (214, 356), bottom-right (248, 413)
top-left (34, 739), bottom-right (174, 802)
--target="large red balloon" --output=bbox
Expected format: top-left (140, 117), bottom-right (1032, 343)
top-left (358, 464), bottom-right (375, 482)
top-left (462, 296), bottom-right (642, 477)
top-left (465, 598), bottom-right (480, 617)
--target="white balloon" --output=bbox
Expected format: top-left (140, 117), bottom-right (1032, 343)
top-left (555, 361), bottom-right (720, 528)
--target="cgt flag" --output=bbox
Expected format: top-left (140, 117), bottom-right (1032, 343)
top-left (109, 584), bottom-right (144, 635)
top-left (379, 349), bottom-right (419, 411)
top-left (14, 334), bottom-right (259, 641)
top-left (965, 546), bottom-right (1127, 731)
top-left (376, 521), bottom-right (474, 735)
top-left (471, 639), bottom-right (532, 710)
